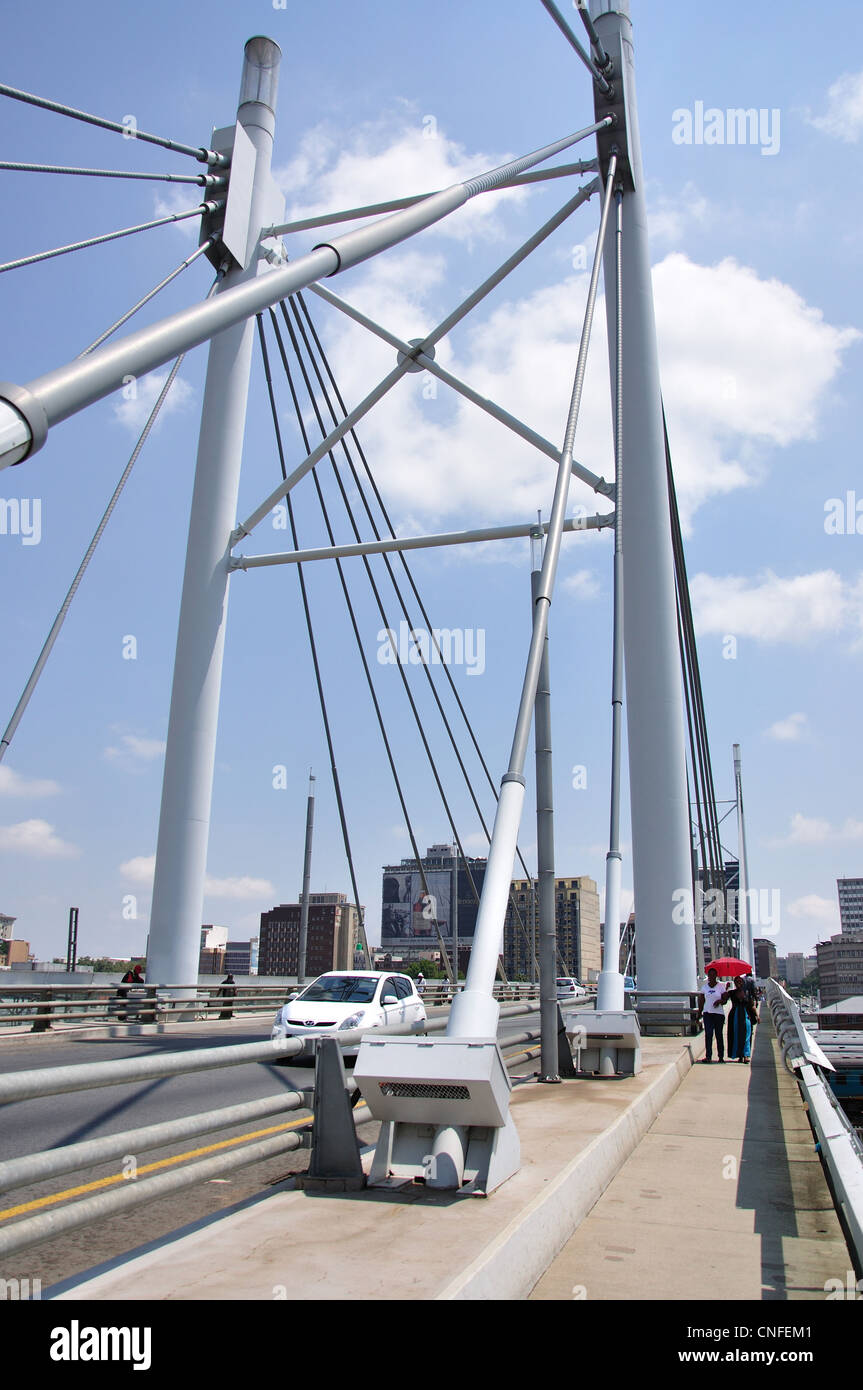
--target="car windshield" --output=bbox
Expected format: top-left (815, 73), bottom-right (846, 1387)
top-left (299, 976), bottom-right (378, 1004)
top-left (556, 979), bottom-right (573, 987)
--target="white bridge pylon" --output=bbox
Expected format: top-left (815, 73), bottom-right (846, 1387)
top-left (0, 2), bottom-right (696, 1193)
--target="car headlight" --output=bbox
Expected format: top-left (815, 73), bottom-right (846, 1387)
top-left (338, 1011), bottom-right (367, 1030)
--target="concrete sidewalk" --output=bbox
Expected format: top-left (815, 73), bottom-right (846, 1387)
top-left (48, 1016), bottom-right (848, 1301)
top-left (51, 1031), bottom-right (702, 1302)
top-left (530, 1017), bottom-right (849, 1301)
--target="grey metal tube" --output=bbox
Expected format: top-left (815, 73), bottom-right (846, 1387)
top-left (594, 0), bottom-right (696, 996)
top-left (146, 37), bottom-right (282, 993)
top-left (0, 127), bottom-right (608, 462)
top-left (0, 1130), bottom-right (302, 1261)
top-left (508, 158), bottom-right (617, 778)
top-left (597, 188), bottom-right (626, 1023)
top-left (297, 773), bottom-right (315, 985)
top-left (532, 561), bottom-right (560, 1081)
top-left (539, 0), bottom-right (614, 95)
top-left (0, 80), bottom-right (229, 165)
top-left (235, 180), bottom-right (602, 538)
top-left (0, 1036), bottom-right (303, 1105)
top-left (231, 511), bottom-right (612, 570)
top-left (267, 160), bottom-right (599, 235)
top-left (0, 201), bottom-right (222, 276)
top-left (0, 1090), bottom-right (307, 1194)
top-left (448, 159), bottom-right (618, 1039)
top-left (0, 356), bottom-right (186, 762)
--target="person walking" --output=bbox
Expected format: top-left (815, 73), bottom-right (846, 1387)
top-left (697, 967), bottom-right (731, 1063)
top-left (218, 973), bottom-right (237, 1020)
top-left (726, 974), bottom-right (756, 1063)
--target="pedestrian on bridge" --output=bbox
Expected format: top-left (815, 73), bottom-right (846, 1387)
top-left (726, 975), bottom-right (757, 1063)
top-left (218, 974), bottom-right (237, 1020)
top-left (697, 968), bottom-right (731, 1063)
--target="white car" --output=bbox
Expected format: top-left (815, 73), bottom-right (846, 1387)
top-left (271, 971), bottom-right (427, 1058)
top-left (556, 977), bottom-right (589, 1002)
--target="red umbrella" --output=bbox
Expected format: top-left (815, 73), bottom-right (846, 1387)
top-left (705, 957), bottom-right (751, 978)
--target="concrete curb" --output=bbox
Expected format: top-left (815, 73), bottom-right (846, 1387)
top-left (437, 1035), bottom-right (702, 1300)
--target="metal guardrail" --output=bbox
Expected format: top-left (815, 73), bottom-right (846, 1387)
top-left (766, 980), bottom-right (863, 1269)
top-left (0, 1001), bottom-right (542, 1259)
top-left (632, 990), bottom-right (702, 1036)
top-left (0, 979), bottom-right (542, 1032)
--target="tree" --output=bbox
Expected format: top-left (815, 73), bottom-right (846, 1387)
top-left (402, 958), bottom-right (445, 980)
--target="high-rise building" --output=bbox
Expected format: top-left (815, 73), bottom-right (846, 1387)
top-left (259, 894), bottom-right (359, 976)
top-left (503, 876), bottom-right (601, 982)
top-left (754, 937), bottom-right (778, 981)
top-left (816, 930), bottom-right (863, 1008)
top-left (837, 878), bottom-right (863, 934)
top-left (784, 952), bottom-right (807, 986)
top-left (224, 938), bottom-right (259, 975)
top-left (199, 925), bottom-right (229, 975)
top-left (696, 860), bottom-right (740, 961)
top-left (381, 844), bottom-right (487, 966)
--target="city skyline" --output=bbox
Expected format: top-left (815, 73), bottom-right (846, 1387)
top-left (1, 0), bottom-right (861, 971)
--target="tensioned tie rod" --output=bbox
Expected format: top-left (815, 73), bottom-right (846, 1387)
top-left (0, 82), bottom-right (229, 165)
top-left (291, 293), bottom-right (544, 978)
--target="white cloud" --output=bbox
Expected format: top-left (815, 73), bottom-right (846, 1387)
top-left (647, 183), bottom-right (710, 244)
top-left (277, 117), bottom-right (530, 247)
top-left (788, 894), bottom-right (840, 926)
top-left (204, 876), bottom-right (275, 901)
top-left (153, 186), bottom-right (206, 240)
top-left (119, 854), bottom-right (156, 883)
top-left (765, 712), bottom-right (807, 741)
top-left (807, 70), bottom-right (863, 143)
top-left (0, 766), bottom-right (61, 797)
top-left (118, 854), bottom-right (273, 900)
top-left (769, 813), bottom-right (863, 848)
top-left (0, 819), bottom-right (78, 857)
top-left (104, 734), bottom-right (167, 768)
top-left (561, 568), bottom-right (601, 600)
top-left (655, 255), bottom-right (861, 524)
top-left (690, 569), bottom-right (863, 644)
top-left (112, 369), bottom-right (195, 433)
top-left (301, 248), bottom-right (859, 535)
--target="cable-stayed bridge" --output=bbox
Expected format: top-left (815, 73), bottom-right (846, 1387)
top-left (0, 1), bottom-right (860, 1321)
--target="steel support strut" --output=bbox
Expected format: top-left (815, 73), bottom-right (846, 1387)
top-left (591, 1), bottom-right (696, 997)
top-left (146, 38), bottom-right (284, 989)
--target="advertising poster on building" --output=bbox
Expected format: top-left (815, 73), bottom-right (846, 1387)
top-left (381, 869), bottom-right (451, 949)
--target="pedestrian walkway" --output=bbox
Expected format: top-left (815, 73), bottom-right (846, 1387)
top-left (530, 1014), bottom-right (849, 1301)
top-left (48, 1014), bottom-right (851, 1302)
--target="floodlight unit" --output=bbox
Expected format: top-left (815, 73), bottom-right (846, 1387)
top-left (146, 37), bottom-right (285, 989)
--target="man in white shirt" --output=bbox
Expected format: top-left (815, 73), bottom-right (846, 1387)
top-left (697, 967), bottom-right (731, 1063)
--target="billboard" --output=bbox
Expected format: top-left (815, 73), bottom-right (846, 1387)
top-left (381, 869), bottom-right (452, 950)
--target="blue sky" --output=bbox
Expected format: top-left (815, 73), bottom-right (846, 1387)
top-left (1, 0), bottom-right (861, 967)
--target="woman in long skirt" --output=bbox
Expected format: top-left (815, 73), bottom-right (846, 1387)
top-left (726, 977), bottom-right (753, 1063)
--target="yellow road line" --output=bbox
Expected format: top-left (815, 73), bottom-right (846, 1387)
top-left (0, 1111), bottom-right (324, 1222)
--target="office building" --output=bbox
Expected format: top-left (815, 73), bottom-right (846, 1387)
top-left (816, 930), bottom-right (863, 1009)
top-left (381, 844), bottom-right (487, 966)
top-left (224, 938), bottom-right (259, 976)
top-left (753, 937), bottom-right (778, 981)
top-left (503, 876), bottom-right (601, 982)
top-left (259, 893), bottom-right (359, 976)
top-left (199, 925), bottom-right (228, 975)
top-left (837, 878), bottom-right (863, 935)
